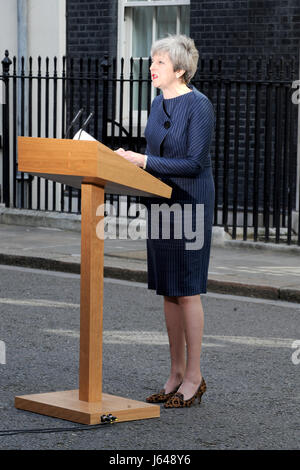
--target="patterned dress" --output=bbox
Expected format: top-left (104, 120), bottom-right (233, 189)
top-left (142, 85), bottom-right (215, 296)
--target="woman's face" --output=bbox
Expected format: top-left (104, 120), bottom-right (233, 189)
top-left (150, 52), bottom-right (183, 91)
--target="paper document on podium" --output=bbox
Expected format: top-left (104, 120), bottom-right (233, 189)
top-left (73, 130), bottom-right (97, 141)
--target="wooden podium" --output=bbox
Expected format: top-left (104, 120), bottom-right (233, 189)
top-left (15, 137), bottom-right (172, 424)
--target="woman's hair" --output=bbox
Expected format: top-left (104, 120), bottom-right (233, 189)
top-left (151, 34), bottom-right (199, 84)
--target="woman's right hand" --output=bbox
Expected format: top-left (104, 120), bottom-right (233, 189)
top-left (114, 148), bottom-right (126, 156)
top-left (114, 148), bottom-right (146, 168)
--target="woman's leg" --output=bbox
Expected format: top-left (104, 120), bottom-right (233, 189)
top-left (163, 296), bottom-right (186, 393)
top-left (176, 294), bottom-right (204, 400)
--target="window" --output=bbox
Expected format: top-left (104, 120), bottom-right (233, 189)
top-left (117, 0), bottom-right (190, 132)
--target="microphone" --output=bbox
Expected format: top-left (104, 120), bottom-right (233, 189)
top-left (65, 108), bottom-right (84, 138)
top-left (78, 112), bottom-right (94, 140)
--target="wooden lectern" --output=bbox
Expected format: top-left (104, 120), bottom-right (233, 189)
top-left (15, 137), bottom-right (172, 424)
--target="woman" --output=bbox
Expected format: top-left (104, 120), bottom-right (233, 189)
top-left (116, 35), bottom-right (215, 408)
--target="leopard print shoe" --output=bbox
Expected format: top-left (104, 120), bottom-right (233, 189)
top-left (146, 383), bottom-right (182, 403)
top-left (164, 378), bottom-right (207, 408)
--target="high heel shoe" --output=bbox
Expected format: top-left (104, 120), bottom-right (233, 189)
top-left (164, 378), bottom-right (206, 408)
top-left (146, 383), bottom-right (182, 403)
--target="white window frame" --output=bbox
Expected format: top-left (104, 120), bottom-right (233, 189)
top-left (116, 0), bottom-right (190, 135)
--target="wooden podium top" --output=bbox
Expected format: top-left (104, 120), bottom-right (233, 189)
top-left (18, 137), bottom-right (172, 199)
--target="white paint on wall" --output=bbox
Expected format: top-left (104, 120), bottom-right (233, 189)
top-left (27, 0), bottom-right (66, 65)
top-left (0, 0), bottom-right (66, 63)
top-left (0, 0), bottom-right (18, 58)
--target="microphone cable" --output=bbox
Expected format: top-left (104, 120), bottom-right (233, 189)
top-left (0, 414), bottom-right (118, 437)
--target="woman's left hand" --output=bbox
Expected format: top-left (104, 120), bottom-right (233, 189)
top-left (115, 148), bottom-right (145, 168)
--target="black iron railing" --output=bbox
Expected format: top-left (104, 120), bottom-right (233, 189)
top-left (191, 56), bottom-right (299, 244)
top-left (1, 50), bottom-right (299, 244)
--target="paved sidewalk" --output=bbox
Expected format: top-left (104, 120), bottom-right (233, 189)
top-left (0, 222), bottom-right (299, 302)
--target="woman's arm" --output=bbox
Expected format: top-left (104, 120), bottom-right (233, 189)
top-left (146, 97), bottom-right (215, 177)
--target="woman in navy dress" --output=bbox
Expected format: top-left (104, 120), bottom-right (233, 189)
top-left (116, 35), bottom-right (215, 408)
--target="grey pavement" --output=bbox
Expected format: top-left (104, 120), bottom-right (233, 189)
top-left (0, 221), bottom-right (299, 303)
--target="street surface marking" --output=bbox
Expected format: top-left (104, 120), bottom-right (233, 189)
top-left (22, 243), bottom-right (78, 251)
top-left (43, 328), bottom-right (297, 349)
top-left (0, 298), bottom-right (78, 309)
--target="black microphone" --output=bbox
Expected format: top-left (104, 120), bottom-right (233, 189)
top-left (78, 112), bottom-right (94, 140)
top-left (65, 108), bottom-right (84, 138)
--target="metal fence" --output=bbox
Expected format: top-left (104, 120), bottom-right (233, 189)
top-left (1, 51), bottom-right (103, 214)
top-left (1, 50), bottom-right (299, 244)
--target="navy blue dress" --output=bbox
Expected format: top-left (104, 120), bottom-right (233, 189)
top-left (143, 86), bottom-right (215, 296)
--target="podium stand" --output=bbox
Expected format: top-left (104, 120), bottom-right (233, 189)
top-left (15, 137), bottom-right (172, 424)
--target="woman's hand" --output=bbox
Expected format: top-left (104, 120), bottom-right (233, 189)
top-left (115, 148), bottom-right (146, 168)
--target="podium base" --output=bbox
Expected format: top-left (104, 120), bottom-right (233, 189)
top-left (15, 390), bottom-right (160, 425)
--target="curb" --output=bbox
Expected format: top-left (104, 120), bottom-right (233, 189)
top-left (1, 252), bottom-right (299, 303)
top-left (207, 279), bottom-right (279, 300)
top-left (0, 253), bottom-right (80, 274)
top-left (0, 207), bottom-right (81, 232)
top-left (0, 253), bottom-right (148, 283)
top-left (223, 239), bottom-right (300, 254)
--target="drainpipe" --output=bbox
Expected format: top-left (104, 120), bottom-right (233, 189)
top-left (17, 0), bottom-right (28, 207)
top-left (17, 0), bottom-right (28, 134)
top-left (17, 0), bottom-right (28, 68)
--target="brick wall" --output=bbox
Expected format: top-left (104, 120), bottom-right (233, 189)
top-left (190, 0), bottom-right (300, 63)
top-left (66, 0), bottom-right (300, 65)
top-left (66, 0), bottom-right (118, 58)
top-left (65, 0), bottom-right (119, 140)
top-left (189, 1), bottom-right (299, 214)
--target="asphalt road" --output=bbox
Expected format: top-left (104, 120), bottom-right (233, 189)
top-left (0, 264), bottom-right (299, 451)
